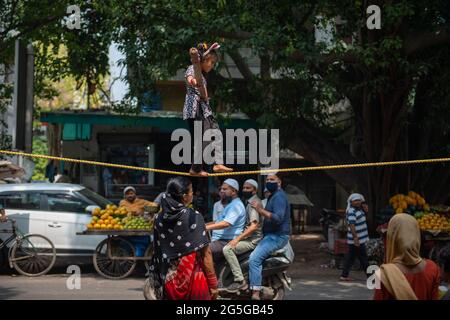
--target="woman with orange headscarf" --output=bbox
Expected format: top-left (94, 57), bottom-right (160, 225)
top-left (374, 213), bottom-right (440, 300)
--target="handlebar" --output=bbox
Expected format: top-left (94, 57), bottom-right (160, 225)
top-left (0, 218), bottom-right (16, 234)
top-left (0, 217), bottom-right (15, 225)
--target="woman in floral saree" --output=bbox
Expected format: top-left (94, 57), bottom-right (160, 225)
top-left (148, 177), bottom-right (218, 300)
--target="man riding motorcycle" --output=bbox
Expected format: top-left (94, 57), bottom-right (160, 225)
top-left (213, 175), bottom-right (293, 300)
top-left (249, 173), bottom-right (292, 300)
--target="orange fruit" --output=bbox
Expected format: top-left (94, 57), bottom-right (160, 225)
top-left (100, 224), bottom-right (107, 229)
top-left (106, 224), bottom-right (113, 229)
top-left (94, 223), bottom-right (101, 229)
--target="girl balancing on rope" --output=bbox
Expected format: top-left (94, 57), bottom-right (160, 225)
top-left (184, 42), bottom-right (233, 177)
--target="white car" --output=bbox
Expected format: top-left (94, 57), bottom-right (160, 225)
top-left (0, 183), bottom-right (110, 256)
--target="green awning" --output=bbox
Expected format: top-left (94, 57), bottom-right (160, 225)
top-left (40, 111), bottom-right (257, 132)
top-left (62, 123), bottom-right (92, 140)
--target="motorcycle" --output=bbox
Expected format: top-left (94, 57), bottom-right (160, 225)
top-left (216, 241), bottom-right (294, 300)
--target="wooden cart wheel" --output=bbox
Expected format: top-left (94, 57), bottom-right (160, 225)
top-left (93, 237), bottom-right (136, 280)
top-left (143, 245), bottom-right (154, 272)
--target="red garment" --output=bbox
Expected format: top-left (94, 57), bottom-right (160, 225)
top-left (164, 251), bottom-right (211, 300)
top-left (374, 259), bottom-right (441, 300)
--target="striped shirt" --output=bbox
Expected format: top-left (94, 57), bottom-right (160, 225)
top-left (346, 208), bottom-right (369, 244)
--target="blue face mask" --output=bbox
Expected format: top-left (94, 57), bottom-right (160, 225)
top-left (265, 182), bottom-right (278, 193)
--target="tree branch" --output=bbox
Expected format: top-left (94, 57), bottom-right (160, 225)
top-left (0, 14), bottom-right (63, 54)
top-left (260, 54), bottom-right (270, 80)
top-left (228, 49), bottom-right (254, 81)
top-left (283, 116), bottom-right (368, 193)
top-left (213, 30), bottom-right (253, 41)
top-left (404, 28), bottom-right (450, 55)
top-left (7, 0), bottom-right (20, 35)
top-left (292, 4), bottom-right (317, 29)
top-left (290, 50), bottom-right (357, 64)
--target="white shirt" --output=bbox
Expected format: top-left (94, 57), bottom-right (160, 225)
top-left (262, 198), bottom-right (268, 208)
top-left (212, 200), bottom-right (226, 222)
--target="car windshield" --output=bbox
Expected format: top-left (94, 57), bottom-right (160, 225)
top-left (77, 188), bottom-right (112, 208)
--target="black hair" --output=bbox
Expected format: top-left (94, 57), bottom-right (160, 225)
top-left (438, 244), bottom-right (450, 276)
top-left (166, 177), bottom-right (192, 202)
top-left (196, 42), bottom-right (218, 62)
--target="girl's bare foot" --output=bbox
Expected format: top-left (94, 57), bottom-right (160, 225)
top-left (189, 169), bottom-right (209, 177)
top-left (213, 164), bottom-right (233, 173)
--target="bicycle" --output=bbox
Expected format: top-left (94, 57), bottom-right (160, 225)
top-left (0, 219), bottom-right (56, 276)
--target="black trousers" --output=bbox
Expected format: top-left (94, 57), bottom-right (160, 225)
top-left (341, 243), bottom-right (369, 278)
top-left (187, 114), bottom-right (223, 172)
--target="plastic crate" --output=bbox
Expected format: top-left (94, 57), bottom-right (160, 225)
top-left (334, 239), bottom-right (349, 255)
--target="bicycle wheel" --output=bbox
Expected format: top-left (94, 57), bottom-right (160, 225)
top-left (10, 234), bottom-right (56, 277)
top-left (93, 237), bottom-right (136, 279)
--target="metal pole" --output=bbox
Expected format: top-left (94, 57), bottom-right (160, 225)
top-left (25, 43), bottom-right (34, 154)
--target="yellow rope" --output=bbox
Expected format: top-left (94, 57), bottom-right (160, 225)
top-left (1, 149), bottom-right (449, 177)
top-left (0, 149), bottom-right (191, 177)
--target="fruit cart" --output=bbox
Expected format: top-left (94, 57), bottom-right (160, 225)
top-left (416, 206), bottom-right (450, 261)
top-left (421, 230), bottom-right (450, 262)
top-left (76, 229), bottom-right (154, 279)
top-left (379, 192), bottom-right (450, 262)
top-left (77, 203), bottom-right (159, 279)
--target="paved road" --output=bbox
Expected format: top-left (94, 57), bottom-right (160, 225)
top-left (286, 275), bottom-right (374, 300)
top-left (0, 233), bottom-right (375, 300)
top-left (0, 272), bottom-right (373, 300)
top-left (0, 273), bottom-right (146, 300)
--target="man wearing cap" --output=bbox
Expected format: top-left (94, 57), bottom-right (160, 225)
top-left (120, 186), bottom-right (153, 257)
top-left (119, 186), bottom-right (153, 216)
top-left (249, 173), bottom-right (291, 300)
top-left (223, 179), bottom-right (263, 293)
top-left (206, 179), bottom-right (246, 263)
